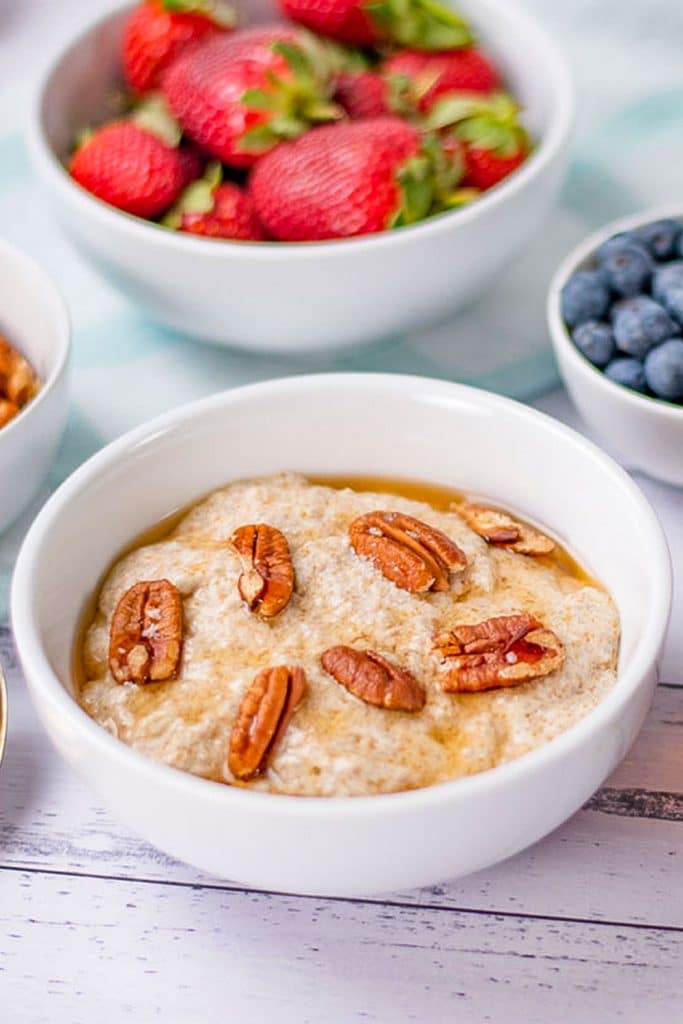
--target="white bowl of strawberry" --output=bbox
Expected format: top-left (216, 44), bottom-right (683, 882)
top-left (30, 0), bottom-right (573, 352)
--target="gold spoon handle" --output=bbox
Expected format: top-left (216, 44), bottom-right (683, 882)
top-left (0, 659), bottom-right (7, 768)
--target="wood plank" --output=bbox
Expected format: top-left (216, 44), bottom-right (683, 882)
top-left (586, 787), bottom-right (683, 821)
top-left (2, 629), bottom-right (682, 928)
top-left (1, 868), bottom-right (681, 1024)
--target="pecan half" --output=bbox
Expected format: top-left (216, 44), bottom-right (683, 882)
top-left (228, 665), bottom-right (306, 781)
top-left (109, 579), bottom-right (183, 685)
top-left (454, 502), bottom-right (554, 556)
top-left (321, 646), bottom-right (426, 712)
top-left (0, 337), bottom-right (39, 407)
top-left (349, 510), bottom-right (467, 593)
top-left (0, 399), bottom-right (18, 428)
top-left (434, 613), bottom-right (564, 692)
top-left (230, 524), bottom-right (294, 618)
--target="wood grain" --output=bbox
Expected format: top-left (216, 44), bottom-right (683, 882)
top-left (585, 787), bottom-right (683, 821)
top-left (1, 867), bottom-right (681, 1024)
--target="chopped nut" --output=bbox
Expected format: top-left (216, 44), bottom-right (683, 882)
top-left (434, 613), bottom-right (564, 692)
top-left (230, 523), bottom-right (294, 617)
top-left (109, 580), bottom-right (183, 685)
top-left (454, 502), bottom-right (555, 556)
top-left (228, 665), bottom-right (306, 781)
top-left (0, 336), bottom-right (39, 417)
top-left (349, 510), bottom-right (467, 593)
top-left (321, 645), bottom-right (426, 711)
top-left (0, 399), bottom-right (19, 428)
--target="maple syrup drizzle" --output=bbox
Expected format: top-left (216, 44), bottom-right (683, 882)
top-left (73, 474), bottom-right (601, 691)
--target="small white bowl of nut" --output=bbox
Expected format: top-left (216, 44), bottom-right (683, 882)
top-left (0, 239), bottom-right (70, 533)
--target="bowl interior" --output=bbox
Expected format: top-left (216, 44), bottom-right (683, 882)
top-left (18, 377), bottom-right (668, 707)
top-left (39, 0), bottom-right (559, 174)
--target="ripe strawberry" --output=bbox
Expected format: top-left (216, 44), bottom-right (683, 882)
top-left (334, 69), bottom-right (416, 120)
top-left (165, 164), bottom-right (266, 239)
top-left (462, 145), bottom-right (527, 190)
top-left (335, 71), bottom-right (390, 119)
top-left (280, 0), bottom-right (473, 50)
top-left (162, 25), bottom-right (341, 167)
top-left (435, 93), bottom-right (530, 191)
top-left (250, 117), bottom-right (452, 241)
top-left (122, 0), bottom-right (235, 94)
top-left (383, 47), bottom-right (500, 114)
top-left (70, 112), bottom-right (199, 218)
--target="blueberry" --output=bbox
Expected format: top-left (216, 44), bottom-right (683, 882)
top-left (644, 339), bottom-right (683, 401)
top-left (661, 287), bottom-right (683, 326)
top-left (596, 235), bottom-right (652, 297)
top-left (572, 320), bottom-right (616, 367)
top-left (611, 296), bottom-right (679, 358)
top-left (605, 357), bottom-right (648, 393)
top-left (561, 270), bottom-right (610, 327)
top-left (634, 219), bottom-right (681, 261)
top-left (652, 260), bottom-right (683, 303)
top-left (595, 231), bottom-right (642, 262)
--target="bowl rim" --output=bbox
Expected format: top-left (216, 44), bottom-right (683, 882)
top-left (548, 204), bottom-right (683, 419)
top-left (27, 0), bottom-right (574, 258)
top-left (11, 372), bottom-right (672, 819)
top-left (0, 237), bottom-right (71, 444)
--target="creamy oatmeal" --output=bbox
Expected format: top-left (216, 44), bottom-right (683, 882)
top-left (79, 474), bottom-right (620, 796)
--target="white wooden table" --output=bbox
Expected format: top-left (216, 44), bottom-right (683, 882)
top-left (1, 2), bottom-right (682, 1020)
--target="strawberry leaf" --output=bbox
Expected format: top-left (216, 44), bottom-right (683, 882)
top-left (456, 113), bottom-right (527, 157)
top-left (238, 35), bottom-right (340, 152)
top-left (162, 162), bottom-right (222, 229)
top-left (303, 99), bottom-right (344, 122)
top-left (394, 154), bottom-right (434, 226)
top-left (132, 94), bottom-right (182, 147)
top-left (162, 0), bottom-right (236, 29)
top-left (425, 93), bottom-right (484, 130)
top-left (322, 40), bottom-right (373, 73)
top-left (366, 0), bottom-right (474, 51)
top-left (239, 124), bottom-right (280, 152)
top-left (242, 88), bottom-right (281, 112)
top-left (426, 90), bottom-right (530, 157)
top-left (269, 114), bottom-right (308, 138)
top-left (271, 41), bottom-right (313, 81)
top-left (441, 186), bottom-right (480, 208)
top-left (384, 73), bottom-right (419, 117)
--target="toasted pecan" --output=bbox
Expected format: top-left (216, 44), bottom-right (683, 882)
top-left (349, 510), bottom-right (467, 593)
top-left (0, 336), bottom-right (39, 410)
top-left (230, 523), bottom-right (294, 618)
top-left (109, 579), bottom-right (183, 685)
top-left (0, 399), bottom-right (18, 428)
top-left (228, 665), bottom-right (306, 781)
top-left (434, 613), bottom-right (564, 692)
top-left (454, 502), bottom-right (554, 556)
top-left (321, 645), bottom-right (426, 712)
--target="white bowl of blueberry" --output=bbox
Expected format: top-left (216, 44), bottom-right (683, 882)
top-left (548, 209), bottom-right (683, 487)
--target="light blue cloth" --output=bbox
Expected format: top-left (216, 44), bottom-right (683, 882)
top-left (1, 0), bottom-right (683, 615)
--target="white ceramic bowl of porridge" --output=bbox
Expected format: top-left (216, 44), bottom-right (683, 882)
top-left (11, 374), bottom-right (671, 896)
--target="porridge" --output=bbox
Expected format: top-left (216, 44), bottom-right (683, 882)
top-left (78, 474), bottom-right (620, 796)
